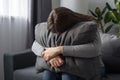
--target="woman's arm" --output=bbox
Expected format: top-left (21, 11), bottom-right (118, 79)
top-left (43, 31), bottom-right (101, 60)
top-left (31, 40), bottom-right (45, 56)
top-left (62, 41), bottom-right (101, 58)
top-left (43, 41), bottom-right (101, 61)
top-left (32, 40), bottom-right (64, 67)
top-left (62, 31), bottom-right (101, 58)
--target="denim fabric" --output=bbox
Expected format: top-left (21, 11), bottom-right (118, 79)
top-left (61, 73), bottom-right (78, 80)
top-left (101, 67), bottom-right (106, 77)
top-left (42, 68), bottom-right (105, 80)
top-left (42, 70), bottom-right (78, 80)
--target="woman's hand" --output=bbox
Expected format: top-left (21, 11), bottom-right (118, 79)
top-left (42, 46), bottom-right (63, 61)
top-left (49, 56), bottom-right (64, 67)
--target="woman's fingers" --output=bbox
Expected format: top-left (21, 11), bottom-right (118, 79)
top-left (49, 57), bottom-right (64, 67)
top-left (50, 59), bottom-right (57, 67)
top-left (55, 59), bottom-right (61, 67)
top-left (42, 52), bottom-right (51, 61)
top-left (42, 47), bottom-right (63, 61)
top-left (43, 55), bottom-right (50, 61)
top-left (41, 52), bottom-right (45, 57)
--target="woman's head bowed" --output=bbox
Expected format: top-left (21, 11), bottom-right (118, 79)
top-left (47, 7), bottom-right (95, 33)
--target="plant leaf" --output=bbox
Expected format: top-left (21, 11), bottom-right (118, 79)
top-left (104, 11), bottom-right (112, 23)
top-left (89, 10), bottom-right (97, 17)
top-left (112, 9), bottom-right (117, 12)
top-left (110, 11), bottom-right (118, 23)
top-left (111, 10), bottom-right (120, 23)
top-left (106, 2), bottom-right (112, 10)
top-left (116, 13), bottom-right (120, 21)
top-left (105, 24), bottom-right (113, 33)
top-left (101, 6), bottom-right (107, 15)
top-left (112, 19), bottom-right (118, 23)
top-left (115, 2), bottom-right (120, 10)
top-left (95, 7), bottom-right (101, 16)
top-left (115, 0), bottom-right (118, 4)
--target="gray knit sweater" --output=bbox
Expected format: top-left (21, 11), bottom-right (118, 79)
top-left (32, 21), bottom-right (102, 79)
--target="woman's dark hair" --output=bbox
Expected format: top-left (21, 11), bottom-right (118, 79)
top-left (47, 7), bottom-right (95, 33)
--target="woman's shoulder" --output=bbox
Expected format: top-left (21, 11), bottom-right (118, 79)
top-left (67, 21), bottom-right (98, 34)
top-left (76, 21), bottom-right (97, 29)
top-left (35, 22), bottom-right (48, 31)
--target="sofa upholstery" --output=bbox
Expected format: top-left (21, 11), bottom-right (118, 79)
top-left (101, 38), bottom-right (120, 80)
top-left (4, 31), bottom-right (120, 80)
top-left (3, 49), bottom-right (41, 80)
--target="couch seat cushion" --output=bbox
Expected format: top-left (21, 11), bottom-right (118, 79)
top-left (14, 66), bottom-right (43, 80)
top-left (106, 74), bottom-right (120, 80)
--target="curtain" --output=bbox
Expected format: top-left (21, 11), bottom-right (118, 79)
top-left (31, 0), bottom-right (52, 30)
top-left (0, 0), bottom-right (52, 53)
top-left (0, 0), bottom-right (32, 53)
top-left (0, 0), bottom-right (51, 80)
top-left (0, 0), bottom-right (32, 80)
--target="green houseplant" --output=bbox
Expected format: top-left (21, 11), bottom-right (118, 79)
top-left (89, 7), bottom-right (113, 33)
top-left (104, 0), bottom-right (120, 36)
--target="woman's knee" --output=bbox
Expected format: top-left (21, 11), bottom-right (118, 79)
top-left (42, 70), bottom-right (57, 80)
top-left (62, 73), bottom-right (78, 80)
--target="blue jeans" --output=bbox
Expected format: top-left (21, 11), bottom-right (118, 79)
top-left (101, 67), bottom-right (106, 77)
top-left (42, 70), bottom-right (78, 80)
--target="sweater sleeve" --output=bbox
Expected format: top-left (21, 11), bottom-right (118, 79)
top-left (31, 40), bottom-right (45, 56)
top-left (63, 31), bottom-right (101, 58)
top-left (32, 22), bottom-right (48, 56)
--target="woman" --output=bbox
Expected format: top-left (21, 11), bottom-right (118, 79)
top-left (32, 7), bottom-right (103, 80)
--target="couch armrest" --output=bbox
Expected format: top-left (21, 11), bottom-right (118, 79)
top-left (101, 38), bottom-right (120, 74)
top-left (4, 49), bottom-right (36, 80)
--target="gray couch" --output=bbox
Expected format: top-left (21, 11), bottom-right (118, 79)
top-left (4, 33), bottom-right (120, 80)
top-left (101, 38), bottom-right (120, 80)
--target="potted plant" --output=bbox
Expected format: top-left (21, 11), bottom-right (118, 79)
top-left (104, 0), bottom-right (120, 36)
top-left (89, 7), bottom-right (113, 33)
